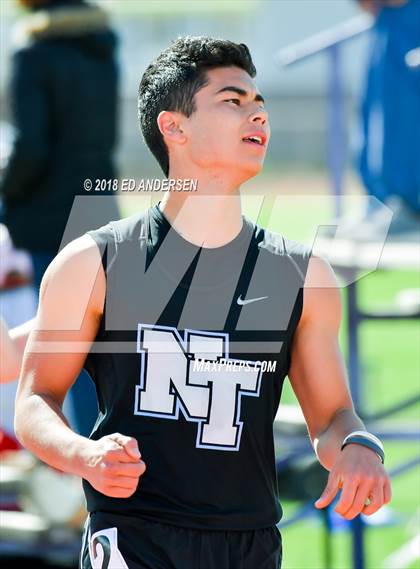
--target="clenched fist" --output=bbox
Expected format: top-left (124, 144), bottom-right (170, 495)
top-left (81, 433), bottom-right (146, 498)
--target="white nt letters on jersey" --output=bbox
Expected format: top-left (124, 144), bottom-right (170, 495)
top-left (134, 324), bottom-right (263, 451)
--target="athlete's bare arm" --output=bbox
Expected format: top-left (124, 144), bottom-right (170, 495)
top-left (14, 235), bottom-right (146, 498)
top-left (288, 256), bottom-right (391, 519)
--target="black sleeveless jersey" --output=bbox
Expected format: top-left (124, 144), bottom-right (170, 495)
top-left (83, 204), bottom-right (312, 530)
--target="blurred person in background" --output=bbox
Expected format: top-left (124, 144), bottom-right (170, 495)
top-left (0, 316), bottom-right (34, 385)
top-left (0, 0), bottom-right (121, 438)
top-left (351, 0), bottom-right (420, 240)
top-left (0, 0), bottom-right (121, 288)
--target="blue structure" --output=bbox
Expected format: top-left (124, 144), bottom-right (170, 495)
top-left (357, 0), bottom-right (420, 214)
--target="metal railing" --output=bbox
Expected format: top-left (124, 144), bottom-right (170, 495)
top-left (277, 14), bottom-right (373, 218)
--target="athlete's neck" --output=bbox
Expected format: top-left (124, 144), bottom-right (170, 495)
top-left (159, 181), bottom-right (243, 249)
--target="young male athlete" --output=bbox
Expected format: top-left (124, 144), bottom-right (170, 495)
top-left (15, 37), bottom-right (391, 569)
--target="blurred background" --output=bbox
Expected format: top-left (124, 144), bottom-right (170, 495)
top-left (0, 0), bottom-right (372, 176)
top-left (0, 1), bottom-right (419, 568)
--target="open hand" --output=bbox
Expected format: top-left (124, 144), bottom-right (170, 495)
top-left (314, 444), bottom-right (391, 520)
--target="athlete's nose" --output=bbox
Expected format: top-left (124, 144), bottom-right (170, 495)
top-left (249, 107), bottom-right (268, 126)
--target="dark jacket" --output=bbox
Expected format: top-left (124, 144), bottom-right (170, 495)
top-left (356, 0), bottom-right (420, 212)
top-left (0, 0), bottom-right (120, 253)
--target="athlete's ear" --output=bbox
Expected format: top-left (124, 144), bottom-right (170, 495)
top-left (157, 111), bottom-right (187, 145)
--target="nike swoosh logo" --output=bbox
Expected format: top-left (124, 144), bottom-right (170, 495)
top-left (237, 295), bottom-right (268, 306)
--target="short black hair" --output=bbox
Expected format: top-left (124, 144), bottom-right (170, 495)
top-left (138, 36), bottom-right (257, 176)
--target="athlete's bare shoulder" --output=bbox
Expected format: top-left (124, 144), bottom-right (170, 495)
top-left (38, 234), bottom-right (105, 329)
top-left (300, 255), bottom-right (341, 329)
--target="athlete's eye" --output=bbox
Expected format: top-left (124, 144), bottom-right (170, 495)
top-left (225, 98), bottom-right (240, 105)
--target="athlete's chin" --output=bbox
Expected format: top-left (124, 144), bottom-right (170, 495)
top-left (240, 159), bottom-right (264, 179)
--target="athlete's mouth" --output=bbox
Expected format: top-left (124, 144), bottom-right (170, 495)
top-left (242, 133), bottom-right (267, 147)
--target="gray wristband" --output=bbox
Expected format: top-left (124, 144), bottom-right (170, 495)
top-left (341, 435), bottom-right (385, 464)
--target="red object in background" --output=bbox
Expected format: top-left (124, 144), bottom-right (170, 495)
top-left (1, 271), bottom-right (32, 290)
top-left (0, 429), bottom-right (22, 512)
top-left (0, 428), bottom-right (21, 453)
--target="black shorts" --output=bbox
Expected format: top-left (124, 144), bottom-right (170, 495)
top-left (80, 511), bottom-right (282, 569)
